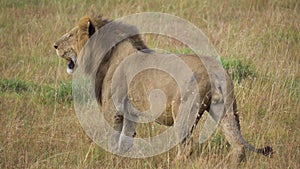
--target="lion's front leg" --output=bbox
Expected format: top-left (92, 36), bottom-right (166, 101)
top-left (117, 116), bottom-right (137, 154)
top-left (110, 114), bottom-right (124, 152)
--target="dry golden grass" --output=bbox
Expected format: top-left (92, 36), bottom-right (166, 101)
top-left (0, 0), bottom-right (299, 168)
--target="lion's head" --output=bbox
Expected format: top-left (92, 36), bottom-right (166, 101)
top-left (53, 15), bottom-right (108, 74)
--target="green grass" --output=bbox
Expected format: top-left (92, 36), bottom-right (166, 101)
top-left (0, 78), bottom-right (37, 93)
top-left (220, 57), bottom-right (256, 83)
top-left (0, 78), bottom-right (73, 105)
top-left (0, 0), bottom-right (299, 168)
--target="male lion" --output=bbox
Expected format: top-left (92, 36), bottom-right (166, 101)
top-left (54, 15), bottom-right (272, 162)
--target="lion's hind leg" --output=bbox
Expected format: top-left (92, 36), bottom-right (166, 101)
top-left (219, 100), bottom-right (246, 163)
top-left (176, 135), bottom-right (194, 160)
top-left (175, 91), bottom-right (211, 160)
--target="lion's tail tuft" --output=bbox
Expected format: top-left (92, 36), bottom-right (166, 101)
top-left (256, 145), bottom-right (273, 156)
top-left (241, 138), bottom-right (273, 156)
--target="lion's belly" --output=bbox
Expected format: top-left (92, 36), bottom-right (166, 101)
top-left (128, 69), bottom-right (178, 126)
top-left (128, 54), bottom-right (210, 126)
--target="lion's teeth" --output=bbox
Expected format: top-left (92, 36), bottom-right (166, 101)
top-left (67, 67), bottom-right (73, 74)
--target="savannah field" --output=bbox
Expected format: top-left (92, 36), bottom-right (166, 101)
top-left (0, 0), bottom-right (299, 168)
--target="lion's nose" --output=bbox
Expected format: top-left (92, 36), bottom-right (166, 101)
top-left (54, 44), bottom-right (58, 49)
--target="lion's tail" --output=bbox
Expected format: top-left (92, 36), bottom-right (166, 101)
top-left (241, 138), bottom-right (273, 156)
top-left (232, 99), bottom-right (273, 156)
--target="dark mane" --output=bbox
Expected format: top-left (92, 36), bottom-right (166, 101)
top-left (78, 16), bottom-right (148, 105)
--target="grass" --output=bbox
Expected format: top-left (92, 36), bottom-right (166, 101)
top-left (220, 57), bottom-right (256, 83)
top-left (0, 0), bottom-right (299, 168)
top-left (0, 78), bottom-right (72, 105)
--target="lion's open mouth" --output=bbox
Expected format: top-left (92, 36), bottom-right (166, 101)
top-left (68, 59), bottom-right (75, 69)
top-left (66, 56), bottom-right (76, 74)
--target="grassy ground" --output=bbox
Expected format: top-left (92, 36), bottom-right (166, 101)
top-left (0, 0), bottom-right (299, 168)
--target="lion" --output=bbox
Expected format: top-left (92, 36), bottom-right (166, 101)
top-left (54, 14), bottom-right (272, 163)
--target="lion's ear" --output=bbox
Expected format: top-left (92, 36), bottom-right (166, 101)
top-left (87, 20), bottom-right (96, 37)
